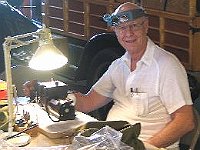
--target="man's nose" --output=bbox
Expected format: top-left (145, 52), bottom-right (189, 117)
top-left (125, 25), bottom-right (135, 35)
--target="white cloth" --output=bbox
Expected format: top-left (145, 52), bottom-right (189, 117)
top-left (93, 38), bottom-right (192, 149)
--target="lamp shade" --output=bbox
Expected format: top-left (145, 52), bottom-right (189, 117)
top-left (29, 28), bottom-right (68, 70)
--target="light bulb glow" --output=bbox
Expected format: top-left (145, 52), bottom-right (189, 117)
top-left (29, 44), bottom-right (68, 70)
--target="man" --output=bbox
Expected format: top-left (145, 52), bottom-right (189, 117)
top-left (23, 2), bottom-right (194, 149)
top-left (69, 2), bottom-right (194, 149)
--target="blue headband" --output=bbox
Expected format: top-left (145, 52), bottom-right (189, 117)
top-left (103, 9), bottom-right (146, 26)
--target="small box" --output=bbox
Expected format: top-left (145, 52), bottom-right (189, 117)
top-left (0, 90), bottom-right (7, 100)
top-left (0, 81), bottom-right (7, 100)
top-left (0, 81), bottom-right (7, 90)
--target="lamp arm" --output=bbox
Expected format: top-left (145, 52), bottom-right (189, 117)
top-left (3, 30), bottom-right (41, 135)
top-left (3, 39), bottom-right (14, 135)
top-left (4, 27), bottom-right (52, 50)
top-left (6, 32), bottom-right (41, 49)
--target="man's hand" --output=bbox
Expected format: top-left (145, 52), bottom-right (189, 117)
top-left (22, 80), bottom-right (38, 97)
top-left (146, 105), bottom-right (195, 148)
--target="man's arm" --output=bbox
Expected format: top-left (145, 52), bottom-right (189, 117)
top-left (74, 89), bottom-right (109, 113)
top-left (146, 105), bottom-right (195, 148)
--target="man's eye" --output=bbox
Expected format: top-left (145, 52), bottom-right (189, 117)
top-left (118, 26), bottom-right (126, 30)
top-left (131, 23), bottom-right (141, 27)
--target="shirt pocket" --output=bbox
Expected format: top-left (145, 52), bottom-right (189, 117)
top-left (131, 92), bottom-right (149, 117)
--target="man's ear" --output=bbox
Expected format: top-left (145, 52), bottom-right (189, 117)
top-left (144, 18), bottom-right (149, 34)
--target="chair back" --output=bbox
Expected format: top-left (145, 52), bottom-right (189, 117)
top-left (180, 108), bottom-right (200, 150)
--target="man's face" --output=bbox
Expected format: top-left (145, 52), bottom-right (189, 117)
top-left (114, 17), bottom-right (148, 55)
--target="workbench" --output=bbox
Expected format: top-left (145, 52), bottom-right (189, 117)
top-left (8, 97), bottom-right (162, 149)
top-left (14, 97), bottom-right (97, 148)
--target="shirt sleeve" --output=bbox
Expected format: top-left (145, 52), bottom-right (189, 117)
top-left (92, 61), bottom-right (117, 98)
top-left (159, 56), bottom-right (193, 114)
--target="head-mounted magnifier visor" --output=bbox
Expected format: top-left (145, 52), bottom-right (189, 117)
top-left (103, 8), bottom-right (146, 26)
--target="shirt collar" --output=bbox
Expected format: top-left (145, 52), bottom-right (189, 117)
top-left (140, 38), bottom-right (155, 66)
top-left (121, 37), bottom-right (155, 66)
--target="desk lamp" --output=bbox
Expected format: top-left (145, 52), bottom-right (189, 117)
top-left (3, 26), bottom-right (68, 135)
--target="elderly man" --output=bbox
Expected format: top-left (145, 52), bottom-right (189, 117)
top-left (70, 2), bottom-right (194, 149)
top-left (24, 2), bottom-right (195, 150)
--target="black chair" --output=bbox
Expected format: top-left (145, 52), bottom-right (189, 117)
top-left (180, 108), bottom-right (200, 150)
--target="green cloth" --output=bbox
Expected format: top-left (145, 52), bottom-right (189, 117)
top-left (0, 106), bottom-right (8, 131)
top-left (121, 123), bottom-right (145, 150)
top-left (75, 121), bottom-right (145, 150)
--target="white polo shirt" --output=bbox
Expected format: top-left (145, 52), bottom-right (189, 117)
top-left (93, 38), bottom-right (192, 148)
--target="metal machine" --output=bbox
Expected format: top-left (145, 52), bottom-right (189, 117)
top-left (29, 80), bottom-right (76, 122)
